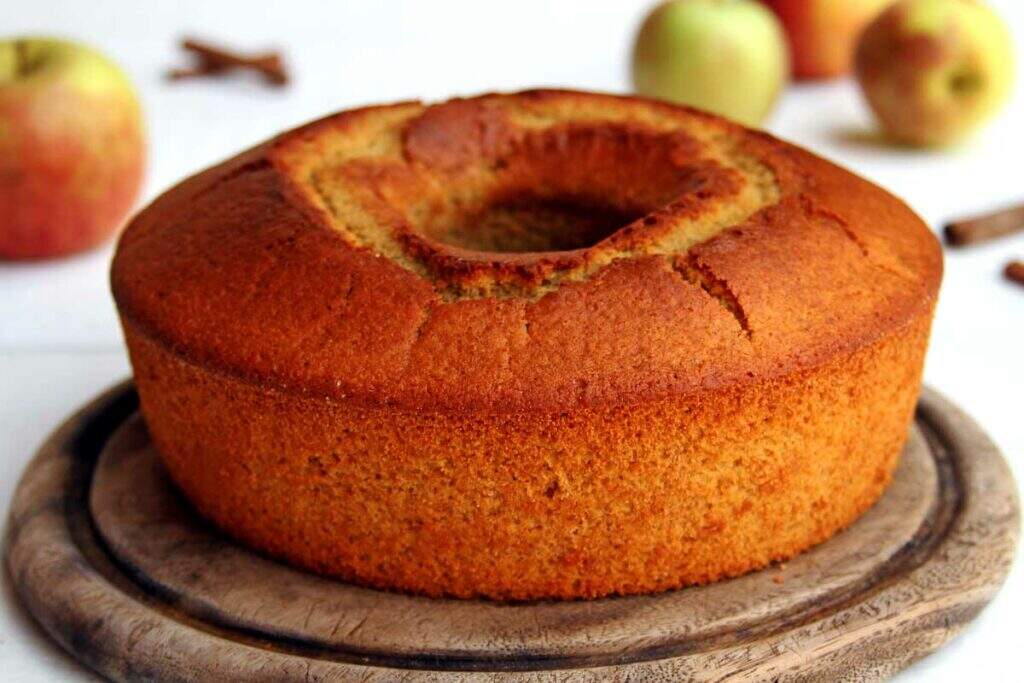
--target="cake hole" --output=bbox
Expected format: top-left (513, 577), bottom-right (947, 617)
top-left (397, 121), bottom-right (708, 256)
top-left (423, 193), bottom-right (646, 254)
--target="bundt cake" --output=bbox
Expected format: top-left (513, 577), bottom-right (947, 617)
top-left (111, 90), bottom-right (942, 600)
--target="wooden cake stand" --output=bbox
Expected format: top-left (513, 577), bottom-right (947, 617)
top-left (4, 381), bottom-right (1020, 682)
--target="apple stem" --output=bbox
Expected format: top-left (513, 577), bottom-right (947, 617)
top-left (14, 40), bottom-right (31, 77)
top-left (11, 40), bottom-right (47, 78)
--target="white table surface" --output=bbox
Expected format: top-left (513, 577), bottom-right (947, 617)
top-left (2, 1), bottom-right (1022, 680)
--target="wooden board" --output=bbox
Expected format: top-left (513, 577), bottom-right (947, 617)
top-left (4, 381), bottom-right (1020, 682)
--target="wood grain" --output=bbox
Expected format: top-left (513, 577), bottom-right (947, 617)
top-left (4, 381), bottom-right (1020, 682)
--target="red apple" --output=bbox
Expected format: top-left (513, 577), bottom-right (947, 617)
top-left (0, 37), bottom-right (145, 260)
top-left (763, 0), bottom-right (894, 80)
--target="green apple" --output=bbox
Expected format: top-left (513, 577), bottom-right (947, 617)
top-left (0, 37), bottom-right (145, 259)
top-left (632, 0), bottom-right (790, 126)
top-left (855, 0), bottom-right (1015, 146)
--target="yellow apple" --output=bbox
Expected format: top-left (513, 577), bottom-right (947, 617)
top-left (855, 0), bottom-right (1015, 146)
top-left (632, 0), bottom-right (790, 126)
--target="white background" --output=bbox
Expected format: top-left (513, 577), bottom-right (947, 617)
top-left (2, 1), bottom-right (1022, 680)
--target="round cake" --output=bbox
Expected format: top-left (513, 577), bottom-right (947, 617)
top-left (111, 90), bottom-right (942, 601)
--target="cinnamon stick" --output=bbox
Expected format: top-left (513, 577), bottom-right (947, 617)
top-left (167, 38), bottom-right (288, 86)
top-left (1005, 260), bottom-right (1024, 287)
top-left (944, 202), bottom-right (1024, 247)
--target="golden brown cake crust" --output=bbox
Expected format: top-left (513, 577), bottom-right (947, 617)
top-left (111, 90), bottom-right (942, 600)
top-left (112, 90), bottom-right (940, 414)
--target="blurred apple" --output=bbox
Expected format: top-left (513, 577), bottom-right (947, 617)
top-left (0, 37), bottom-right (145, 260)
top-left (632, 0), bottom-right (789, 126)
top-left (855, 0), bottom-right (1014, 147)
top-left (763, 0), bottom-right (894, 79)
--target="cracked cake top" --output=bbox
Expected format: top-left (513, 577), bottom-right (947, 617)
top-left (111, 90), bottom-right (942, 413)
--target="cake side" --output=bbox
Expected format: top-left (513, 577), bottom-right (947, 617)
top-left (123, 305), bottom-right (933, 600)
